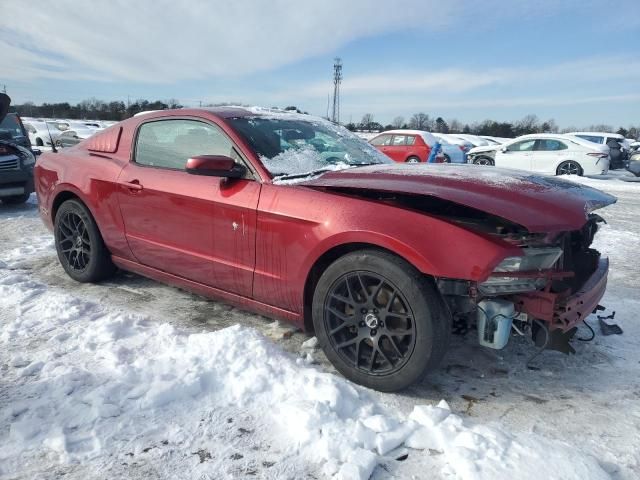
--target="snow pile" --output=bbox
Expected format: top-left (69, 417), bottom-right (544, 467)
top-left (0, 249), bottom-right (610, 479)
top-left (404, 403), bottom-right (609, 480)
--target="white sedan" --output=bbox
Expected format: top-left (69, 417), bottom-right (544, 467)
top-left (23, 121), bottom-right (61, 147)
top-left (468, 134), bottom-right (610, 176)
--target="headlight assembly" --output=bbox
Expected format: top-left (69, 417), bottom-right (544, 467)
top-left (478, 247), bottom-right (563, 295)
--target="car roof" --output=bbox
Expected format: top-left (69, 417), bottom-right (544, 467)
top-left (509, 133), bottom-right (608, 151)
top-left (513, 133), bottom-right (579, 141)
top-left (133, 106), bottom-right (316, 122)
top-left (432, 133), bottom-right (471, 144)
top-left (568, 131), bottom-right (624, 139)
top-left (374, 129), bottom-right (439, 144)
top-left (379, 129), bottom-right (432, 136)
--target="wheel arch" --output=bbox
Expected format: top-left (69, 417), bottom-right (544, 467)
top-left (302, 242), bottom-right (433, 333)
top-left (51, 187), bottom-right (91, 224)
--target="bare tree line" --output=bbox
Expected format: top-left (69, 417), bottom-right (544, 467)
top-left (9, 98), bottom-right (639, 140)
top-left (348, 112), bottom-right (640, 139)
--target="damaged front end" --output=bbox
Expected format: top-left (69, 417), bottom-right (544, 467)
top-left (299, 165), bottom-right (617, 357)
top-left (439, 212), bottom-right (611, 356)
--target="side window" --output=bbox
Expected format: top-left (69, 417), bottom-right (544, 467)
top-left (577, 135), bottom-right (604, 144)
top-left (135, 119), bottom-right (234, 169)
top-left (391, 135), bottom-right (407, 146)
top-left (537, 140), bottom-right (567, 151)
top-left (506, 139), bottom-right (536, 152)
top-left (406, 135), bottom-right (416, 146)
top-left (370, 134), bottom-right (392, 146)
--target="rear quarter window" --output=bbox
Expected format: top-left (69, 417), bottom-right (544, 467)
top-left (577, 135), bottom-right (604, 144)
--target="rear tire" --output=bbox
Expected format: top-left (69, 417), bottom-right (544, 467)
top-left (443, 154), bottom-right (451, 163)
top-left (54, 199), bottom-right (116, 282)
top-left (406, 156), bottom-right (421, 164)
top-left (2, 193), bottom-right (30, 204)
top-left (556, 160), bottom-right (583, 176)
top-left (312, 249), bottom-right (450, 392)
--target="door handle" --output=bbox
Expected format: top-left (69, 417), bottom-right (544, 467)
top-left (122, 180), bottom-right (143, 192)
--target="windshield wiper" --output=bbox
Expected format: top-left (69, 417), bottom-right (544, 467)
top-left (273, 168), bottom-right (336, 181)
top-left (272, 162), bottom-right (382, 182)
top-left (349, 162), bottom-right (381, 167)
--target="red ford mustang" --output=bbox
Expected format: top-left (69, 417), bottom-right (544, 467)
top-left (35, 107), bottom-right (616, 391)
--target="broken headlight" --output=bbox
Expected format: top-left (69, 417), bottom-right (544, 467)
top-left (478, 247), bottom-right (563, 295)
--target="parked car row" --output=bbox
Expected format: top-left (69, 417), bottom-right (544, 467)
top-left (368, 131), bottom-right (490, 164)
top-left (367, 127), bottom-right (637, 177)
top-left (20, 117), bottom-right (111, 148)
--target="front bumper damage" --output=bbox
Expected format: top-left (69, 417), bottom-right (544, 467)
top-left (512, 258), bottom-right (609, 332)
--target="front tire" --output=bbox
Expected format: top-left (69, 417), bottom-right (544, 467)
top-left (2, 193), bottom-right (31, 204)
top-left (54, 199), bottom-right (116, 282)
top-left (312, 249), bottom-right (450, 392)
top-left (473, 157), bottom-right (494, 166)
top-left (556, 160), bottom-right (583, 176)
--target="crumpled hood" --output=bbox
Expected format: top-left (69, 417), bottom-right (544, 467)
top-left (0, 93), bottom-right (9, 123)
top-left (468, 144), bottom-right (499, 155)
top-left (298, 164), bottom-right (617, 232)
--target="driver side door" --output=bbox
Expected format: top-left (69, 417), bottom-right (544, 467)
top-left (495, 139), bottom-right (536, 171)
top-left (117, 118), bottom-right (260, 297)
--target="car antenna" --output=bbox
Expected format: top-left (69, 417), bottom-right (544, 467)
top-left (44, 121), bottom-right (58, 153)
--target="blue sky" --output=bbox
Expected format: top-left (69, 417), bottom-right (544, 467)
top-left (2, 0), bottom-right (639, 128)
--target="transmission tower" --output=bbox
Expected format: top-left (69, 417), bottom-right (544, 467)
top-left (331, 57), bottom-right (342, 124)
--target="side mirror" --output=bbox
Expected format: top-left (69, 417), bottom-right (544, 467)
top-left (186, 155), bottom-right (246, 178)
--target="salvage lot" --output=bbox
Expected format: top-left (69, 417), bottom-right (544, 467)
top-left (0, 171), bottom-right (639, 479)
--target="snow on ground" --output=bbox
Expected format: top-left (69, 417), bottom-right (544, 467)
top-left (1, 170), bottom-right (639, 479)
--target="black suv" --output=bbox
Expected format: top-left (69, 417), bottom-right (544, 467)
top-left (0, 93), bottom-right (37, 205)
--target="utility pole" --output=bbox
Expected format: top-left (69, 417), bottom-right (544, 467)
top-left (326, 93), bottom-right (330, 120)
top-left (2, 85), bottom-right (6, 94)
top-left (331, 58), bottom-right (342, 124)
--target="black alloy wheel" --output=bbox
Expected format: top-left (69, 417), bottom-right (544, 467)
top-left (57, 210), bottom-right (92, 271)
top-left (312, 250), bottom-right (450, 391)
top-left (54, 199), bottom-right (115, 282)
top-left (324, 271), bottom-right (417, 376)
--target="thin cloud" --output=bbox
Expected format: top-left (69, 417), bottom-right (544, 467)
top-left (0, 0), bottom-right (458, 82)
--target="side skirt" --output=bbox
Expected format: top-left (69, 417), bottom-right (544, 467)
top-left (111, 255), bottom-right (303, 327)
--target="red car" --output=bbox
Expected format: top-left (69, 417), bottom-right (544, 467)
top-left (369, 129), bottom-right (442, 163)
top-left (34, 107), bottom-right (616, 391)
